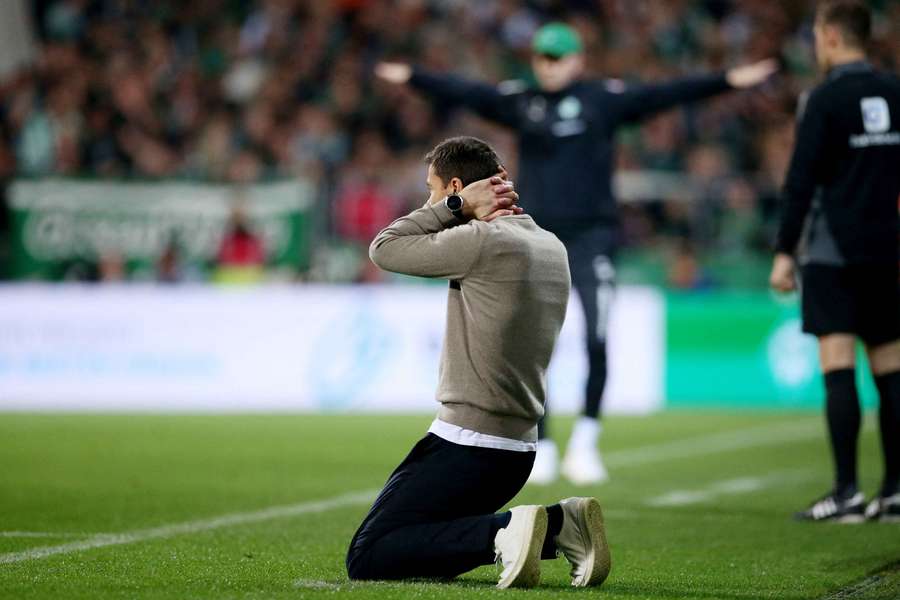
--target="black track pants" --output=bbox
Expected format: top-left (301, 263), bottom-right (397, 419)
top-left (539, 225), bottom-right (617, 438)
top-left (346, 434), bottom-right (535, 580)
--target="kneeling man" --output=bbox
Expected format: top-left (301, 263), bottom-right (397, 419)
top-left (346, 136), bottom-right (611, 588)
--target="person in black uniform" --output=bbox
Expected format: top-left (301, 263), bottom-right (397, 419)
top-left (376, 22), bottom-right (777, 485)
top-left (770, 0), bottom-right (900, 522)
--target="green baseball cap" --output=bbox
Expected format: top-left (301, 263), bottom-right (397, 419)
top-left (532, 22), bottom-right (583, 57)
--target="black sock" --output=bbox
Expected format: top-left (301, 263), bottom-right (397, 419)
top-left (541, 504), bottom-right (564, 560)
top-left (824, 368), bottom-right (860, 497)
top-left (491, 511), bottom-right (512, 539)
top-left (875, 370), bottom-right (900, 497)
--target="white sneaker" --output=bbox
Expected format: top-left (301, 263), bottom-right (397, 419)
top-left (561, 445), bottom-right (609, 486)
top-left (526, 439), bottom-right (559, 485)
top-left (555, 497), bottom-right (611, 587)
top-left (494, 505), bottom-right (547, 589)
top-left (864, 493), bottom-right (900, 522)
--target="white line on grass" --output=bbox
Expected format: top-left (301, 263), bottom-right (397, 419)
top-left (293, 579), bottom-right (430, 591)
top-left (645, 469), bottom-right (810, 507)
top-left (0, 531), bottom-right (102, 538)
top-left (604, 419), bottom-right (822, 468)
top-left (293, 579), bottom-right (345, 590)
top-left (0, 489), bottom-right (378, 565)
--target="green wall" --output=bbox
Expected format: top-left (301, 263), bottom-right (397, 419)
top-left (665, 292), bottom-right (879, 409)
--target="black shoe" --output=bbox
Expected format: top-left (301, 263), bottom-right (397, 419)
top-left (864, 493), bottom-right (900, 523)
top-left (794, 490), bottom-right (865, 523)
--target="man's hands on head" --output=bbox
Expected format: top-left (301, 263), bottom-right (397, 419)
top-left (769, 252), bottom-right (797, 293)
top-left (726, 58), bottom-right (779, 89)
top-left (459, 174), bottom-right (523, 222)
top-left (375, 62), bottom-right (412, 84)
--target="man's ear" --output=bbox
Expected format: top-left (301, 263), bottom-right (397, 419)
top-left (449, 177), bottom-right (464, 193)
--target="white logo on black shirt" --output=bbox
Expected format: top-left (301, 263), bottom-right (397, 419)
top-left (861, 97), bottom-right (890, 133)
top-left (849, 96), bottom-right (899, 148)
top-left (557, 96), bottom-right (582, 120)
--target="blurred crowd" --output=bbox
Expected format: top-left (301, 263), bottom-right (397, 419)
top-left (0, 0), bottom-right (898, 286)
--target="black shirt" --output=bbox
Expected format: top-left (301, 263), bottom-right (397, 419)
top-left (409, 68), bottom-right (732, 232)
top-left (776, 61), bottom-right (900, 264)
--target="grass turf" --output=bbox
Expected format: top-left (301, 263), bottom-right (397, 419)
top-left (1, 412), bottom-right (898, 599)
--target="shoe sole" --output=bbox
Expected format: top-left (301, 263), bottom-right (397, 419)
top-left (794, 513), bottom-right (866, 523)
top-left (497, 506), bottom-right (547, 590)
top-left (571, 498), bottom-right (612, 587)
top-left (835, 514), bottom-right (865, 524)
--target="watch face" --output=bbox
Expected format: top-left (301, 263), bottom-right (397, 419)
top-left (446, 195), bottom-right (463, 211)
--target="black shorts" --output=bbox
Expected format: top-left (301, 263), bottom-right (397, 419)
top-left (801, 263), bottom-right (900, 347)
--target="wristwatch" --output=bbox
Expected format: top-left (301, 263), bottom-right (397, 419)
top-left (444, 194), bottom-right (464, 220)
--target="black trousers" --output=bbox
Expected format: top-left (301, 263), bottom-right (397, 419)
top-left (540, 225), bottom-right (618, 435)
top-left (346, 433), bottom-right (535, 580)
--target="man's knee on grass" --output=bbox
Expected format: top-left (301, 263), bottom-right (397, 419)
top-left (346, 544), bottom-right (392, 581)
top-left (346, 545), bottom-right (371, 581)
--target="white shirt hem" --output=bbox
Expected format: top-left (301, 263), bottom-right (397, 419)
top-left (428, 419), bottom-right (536, 453)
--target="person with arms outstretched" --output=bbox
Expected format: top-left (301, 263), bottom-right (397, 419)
top-left (376, 22), bottom-right (778, 485)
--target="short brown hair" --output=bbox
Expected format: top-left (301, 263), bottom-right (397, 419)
top-left (424, 136), bottom-right (502, 187)
top-left (817, 0), bottom-right (871, 49)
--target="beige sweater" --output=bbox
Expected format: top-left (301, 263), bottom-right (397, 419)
top-left (369, 202), bottom-right (570, 441)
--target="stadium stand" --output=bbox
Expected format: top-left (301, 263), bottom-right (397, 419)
top-left (0, 0), bottom-right (897, 284)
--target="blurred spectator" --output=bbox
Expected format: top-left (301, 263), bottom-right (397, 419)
top-left (157, 236), bottom-right (203, 283)
top-left (97, 250), bottom-right (126, 282)
top-left (1, 0), bottom-right (897, 285)
top-left (668, 238), bottom-right (715, 290)
top-left (214, 202), bottom-right (266, 284)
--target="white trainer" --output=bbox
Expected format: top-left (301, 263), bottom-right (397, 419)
top-left (494, 505), bottom-right (547, 589)
top-left (555, 497), bottom-right (611, 587)
top-left (561, 445), bottom-right (609, 486)
top-left (526, 439), bottom-right (559, 485)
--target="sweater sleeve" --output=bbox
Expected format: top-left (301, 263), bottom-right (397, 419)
top-left (775, 90), bottom-right (829, 255)
top-left (608, 73), bottom-right (733, 124)
top-left (369, 202), bottom-right (485, 280)
top-left (408, 67), bottom-right (519, 128)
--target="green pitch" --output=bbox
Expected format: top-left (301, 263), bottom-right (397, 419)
top-left (1, 412), bottom-right (898, 599)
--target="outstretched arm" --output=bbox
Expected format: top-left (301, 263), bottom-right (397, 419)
top-left (611, 58), bottom-right (778, 124)
top-left (376, 62), bottom-right (519, 127)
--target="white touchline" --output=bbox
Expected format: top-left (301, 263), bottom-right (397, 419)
top-left (645, 470), bottom-right (812, 507)
top-left (0, 489), bottom-right (378, 565)
top-left (294, 579), bottom-right (344, 590)
top-left (0, 532), bottom-right (101, 538)
top-left (604, 419), bottom-right (823, 468)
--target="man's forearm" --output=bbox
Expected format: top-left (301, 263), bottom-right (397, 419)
top-left (409, 67), bottom-right (513, 126)
top-left (774, 190), bottom-right (813, 255)
top-left (369, 202), bottom-right (482, 279)
top-left (409, 68), bottom-right (472, 103)
top-left (618, 73), bottom-right (732, 122)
